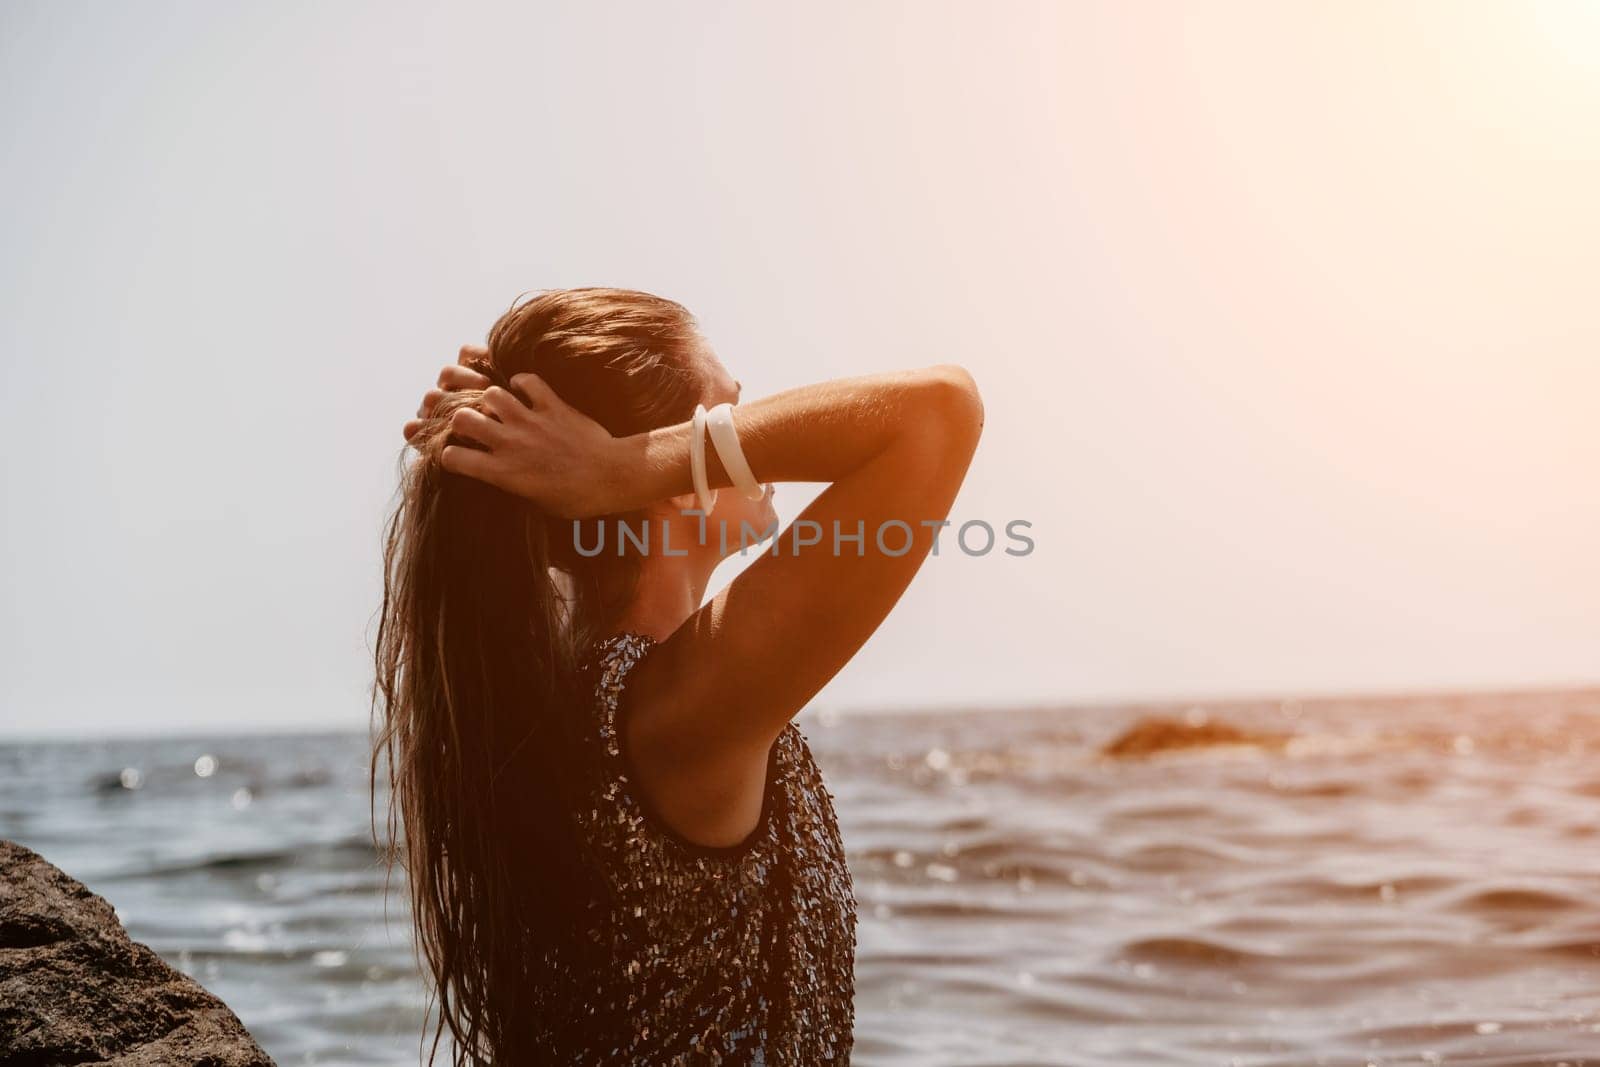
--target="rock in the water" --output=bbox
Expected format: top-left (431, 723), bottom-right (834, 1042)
top-left (0, 839), bottom-right (275, 1066)
top-left (1100, 715), bottom-right (1289, 758)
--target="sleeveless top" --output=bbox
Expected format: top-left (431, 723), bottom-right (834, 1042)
top-left (552, 631), bottom-right (857, 1065)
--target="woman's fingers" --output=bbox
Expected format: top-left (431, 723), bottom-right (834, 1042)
top-left (440, 444), bottom-right (499, 486)
top-left (478, 385), bottom-right (530, 424)
top-left (403, 349), bottom-right (498, 449)
top-left (507, 372), bottom-right (555, 409)
top-left (402, 395), bottom-right (504, 448)
top-left (416, 388), bottom-right (445, 419)
top-left (415, 362), bottom-right (491, 424)
top-left (449, 407), bottom-right (506, 448)
top-left (411, 368), bottom-right (490, 425)
top-left (439, 364), bottom-right (490, 390)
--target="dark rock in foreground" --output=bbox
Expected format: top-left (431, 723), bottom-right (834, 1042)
top-left (1100, 715), bottom-right (1291, 758)
top-left (0, 839), bottom-right (275, 1066)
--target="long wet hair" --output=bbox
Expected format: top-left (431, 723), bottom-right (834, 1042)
top-left (370, 287), bottom-right (708, 1065)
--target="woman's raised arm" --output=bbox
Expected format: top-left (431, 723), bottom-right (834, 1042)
top-left (607, 364), bottom-right (983, 769)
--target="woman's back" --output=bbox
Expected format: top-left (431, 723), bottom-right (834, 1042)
top-left (540, 631), bottom-right (856, 1065)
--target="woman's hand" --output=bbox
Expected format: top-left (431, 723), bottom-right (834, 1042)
top-left (404, 345), bottom-right (630, 519)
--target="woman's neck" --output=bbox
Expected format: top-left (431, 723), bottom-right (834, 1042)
top-left (609, 551), bottom-right (718, 643)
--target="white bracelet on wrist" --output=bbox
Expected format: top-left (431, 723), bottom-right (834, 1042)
top-left (690, 403), bottom-right (719, 514)
top-left (704, 402), bottom-right (767, 502)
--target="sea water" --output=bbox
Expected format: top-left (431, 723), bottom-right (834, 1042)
top-left (4, 687), bottom-right (1599, 1066)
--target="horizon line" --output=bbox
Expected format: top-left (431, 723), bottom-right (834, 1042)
top-left (2, 677), bottom-right (1596, 747)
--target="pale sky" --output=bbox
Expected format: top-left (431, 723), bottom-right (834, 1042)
top-left (3, 1), bottom-right (1596, 739)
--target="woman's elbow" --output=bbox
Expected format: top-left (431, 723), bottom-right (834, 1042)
top-left (924, 363), bottom-right (985, 452)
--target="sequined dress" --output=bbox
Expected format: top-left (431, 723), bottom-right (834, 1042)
top-left (548, 631), bottom-right (857, 1065)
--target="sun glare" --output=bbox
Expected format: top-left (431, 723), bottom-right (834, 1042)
top-left (1532, 0), bottom-right (1600, 71)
